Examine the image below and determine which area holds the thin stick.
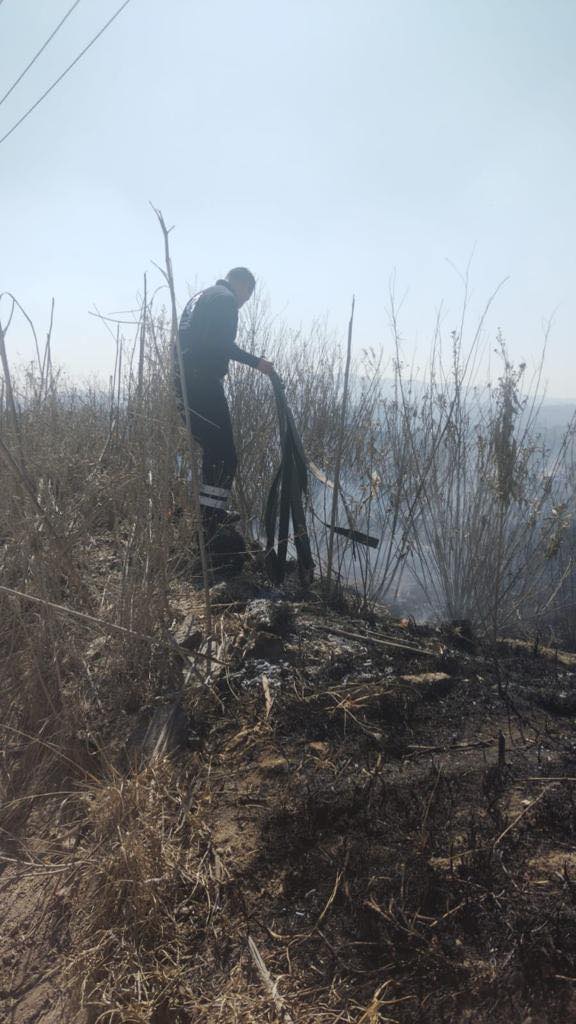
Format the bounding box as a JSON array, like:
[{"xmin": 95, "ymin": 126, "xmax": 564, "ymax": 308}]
[
  {"xmin": 326, "ymin": 296, "xmax": 355, "ymax": 597},
  {"xmin": 151, "ymin": 204, "xmax": 212, "ymax": 639},
  {"xmin": 525, "ymin": 777, "xmax": 576, "ymax": 783},
  {"xmin": 137, "ymin": 272, "xmax": 146, "ymax": 398},
  {"xmin": 407, "ymin": 740, "xmax": 492, "ymax": 754},
  {"xmin": 317, "ymin": 869, "xmax": 342, "ymax": 925},
  {"xmin": 493, "ymin": 783, "xmax": 556, "ymax": 848},
  {"xmin": 116, "ymin": 332, "xmax": 123, "ymax": 441},
  {"xmin": 0, "ymin": 292, "xmax": 43, "ymax": 377},
  {"xmin": 310, "ymin": 621, "xmax": 440, "ymax": 657},
  {"xmin": 42, "ymin": 297, "xmax": 55, "ymax": 397},
  {"xmin": 0, "ymin": 584, "xmax": 224, "ymax": 664},
  {"xmin": 0, "ymin": 315, "xmax": 20, "ymax": 437},
  {"xmin": 248, "ymin": 935, "xmax": 294, "ymax": 1024}
]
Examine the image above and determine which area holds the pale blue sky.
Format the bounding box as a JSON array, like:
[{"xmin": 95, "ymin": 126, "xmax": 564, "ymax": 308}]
[{"xmin": 0, "ymin": 0, "xmax": 575, "ymax": 394}]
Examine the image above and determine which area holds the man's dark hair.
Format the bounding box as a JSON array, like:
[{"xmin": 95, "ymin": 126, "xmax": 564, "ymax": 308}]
[{"xmin": 226, "ymin": 267, "xmax": 256, "ymax": 292}]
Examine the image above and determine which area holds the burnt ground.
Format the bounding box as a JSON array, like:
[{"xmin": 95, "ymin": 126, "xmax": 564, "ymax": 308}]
[{"xmin": 3, "ymin": 569, "xmax": 576, "ymax": 1023}]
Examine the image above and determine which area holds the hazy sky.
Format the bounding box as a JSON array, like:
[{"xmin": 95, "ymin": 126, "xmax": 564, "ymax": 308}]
[{"xmin": 0, "ymin": 0, "xmax": 575, "ymax": 395}]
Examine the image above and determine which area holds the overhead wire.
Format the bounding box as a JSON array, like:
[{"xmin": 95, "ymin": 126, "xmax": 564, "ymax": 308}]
[
  {"xmin": 0, "ymin": 0, "xmax": 133, "ymax": 148},
  {"xmin": 0, "ymin": 0, "xmax": 83, "ymax": 110}
]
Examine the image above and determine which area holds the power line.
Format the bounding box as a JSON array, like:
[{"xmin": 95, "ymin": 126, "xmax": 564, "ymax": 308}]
[
  {"xmin": 0, "ymin": 0, "xmax": 133, "ymax": 148},
  {"xmin": 0, "ymin": 0, "xmax": 83, "ymax": 111}
]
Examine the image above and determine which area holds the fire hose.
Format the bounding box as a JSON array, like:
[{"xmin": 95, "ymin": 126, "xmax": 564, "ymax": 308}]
[{"xmin": 264, "ymin": 372, "xmax": 379, "ymax": 586}]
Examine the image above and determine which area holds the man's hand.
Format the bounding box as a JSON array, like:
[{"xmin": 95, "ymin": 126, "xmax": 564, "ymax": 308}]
[{"xmin": 257, "ymin": 358, "xmax": 275, "ymax": 377}]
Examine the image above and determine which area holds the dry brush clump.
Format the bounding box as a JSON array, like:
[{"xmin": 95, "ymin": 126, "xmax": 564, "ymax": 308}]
[
  {"xmin": 382, "ymin": 292, "xmax": 576, "ymax": 635},
  {"xmin": 69, "ymin": 762, "xmax": 220, "ymax": 1023},
  {"xmin": 0, "ymin": 291, "xmax": 185, "ymax": 852},
  {"xmin": 229, "ymin": 286, "xmax": 576, "ymax": 634}
]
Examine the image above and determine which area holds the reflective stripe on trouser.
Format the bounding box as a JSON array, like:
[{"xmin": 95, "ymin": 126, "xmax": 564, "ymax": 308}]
[
  {"xmin": 200, "ymin": 483, "xmax": 230, "ymax": 499},
  {"xmin": 199, "ymin": 492, "xmax": 229, "ymax": 510}
]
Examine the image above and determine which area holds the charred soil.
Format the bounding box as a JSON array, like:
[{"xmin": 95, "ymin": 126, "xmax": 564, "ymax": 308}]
[{"xmin": 3, "ymin": 568, "xmax": 576, "ymax": 1023}]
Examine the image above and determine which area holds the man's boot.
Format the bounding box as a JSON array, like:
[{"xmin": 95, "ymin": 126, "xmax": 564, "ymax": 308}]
[{"xmin": 208, "ymin": 515, "xmax": 246, "ymax": 574}]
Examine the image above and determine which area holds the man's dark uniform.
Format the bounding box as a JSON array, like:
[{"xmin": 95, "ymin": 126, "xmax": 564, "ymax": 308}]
[{"xmin": 176, "ymin": 279, "xmax": 260, "ymax": 529}]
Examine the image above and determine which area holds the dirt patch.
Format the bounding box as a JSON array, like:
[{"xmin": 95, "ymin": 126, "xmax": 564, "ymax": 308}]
[{"xmin": 0, "ymin": 865, "xmax": 83, "ymax": 1023}]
